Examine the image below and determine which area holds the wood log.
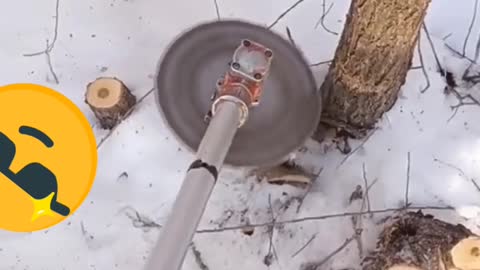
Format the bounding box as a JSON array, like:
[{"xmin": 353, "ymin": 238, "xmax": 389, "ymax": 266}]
[
  {"xmin": 85, "ymin": 77, "xmax": 136, "ymax": 130},
  {"xmin": 319, "ymin": 0, "xmax": 431, "ymax": 138},
  {"xmin": 362, "ymin": 211, "xmax": 479, "ymax": 270},
  {"xmin": 249, "ymin": 162, "xmax": 315, "ymax": 188}
]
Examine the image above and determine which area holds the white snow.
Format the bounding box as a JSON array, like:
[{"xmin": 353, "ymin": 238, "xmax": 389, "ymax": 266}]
[{"xmin": 1, "ymin": 0, "xmax": 480, "ymax": 269}]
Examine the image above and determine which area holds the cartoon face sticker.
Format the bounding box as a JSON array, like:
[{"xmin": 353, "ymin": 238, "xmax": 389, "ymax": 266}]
[{"xmin": 0, "ymin": 83, "xmax": 97, "ymax": 232}]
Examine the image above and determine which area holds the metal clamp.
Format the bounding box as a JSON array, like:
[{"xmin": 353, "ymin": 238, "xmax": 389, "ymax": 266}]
[{"xmin": 211, "ymin": 95, "xmax": 249, "ymax": 127}]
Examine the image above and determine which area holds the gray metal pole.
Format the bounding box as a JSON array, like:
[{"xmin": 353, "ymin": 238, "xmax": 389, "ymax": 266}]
[{"xmin": 144, "ymin": 99, "xmax": 243, "ymax": 270}]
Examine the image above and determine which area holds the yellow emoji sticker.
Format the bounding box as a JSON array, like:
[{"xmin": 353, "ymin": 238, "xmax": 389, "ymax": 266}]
[{"xmin": 0, "ymin": 83, "xmax": 97, "ymax": 232}]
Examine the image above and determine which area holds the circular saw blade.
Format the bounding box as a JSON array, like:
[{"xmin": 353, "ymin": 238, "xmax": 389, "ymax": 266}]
[{"xmin": 155, "ymin": 20, "xmax": 322, "ymax": 167}]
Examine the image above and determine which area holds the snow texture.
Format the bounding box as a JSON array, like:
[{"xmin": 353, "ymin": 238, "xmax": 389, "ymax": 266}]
[{"xmin": 1, "ymin": 0, "xmax": 480, "ymax": 269}]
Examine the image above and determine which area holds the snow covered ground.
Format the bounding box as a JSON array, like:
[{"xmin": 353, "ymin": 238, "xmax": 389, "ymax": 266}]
[{"xmin": 1, "ymin": 0, "xmax": 480, "ymax": 269}]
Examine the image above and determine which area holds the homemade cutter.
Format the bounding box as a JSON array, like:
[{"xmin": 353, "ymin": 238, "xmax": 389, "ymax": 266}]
[{"xmin": 146, "ymin": 20, "xmax": 322, "ymax": 270}]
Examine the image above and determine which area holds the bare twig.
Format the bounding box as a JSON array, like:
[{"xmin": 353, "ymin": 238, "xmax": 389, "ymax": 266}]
[
  {"xmin": 213, "ymin": 0, "xmax": 221, "ymax": 20},
  {"xmin": 405, "ymin": 152, "xmax": 411, "ymax": 208},
  {"xmin": 191, "ymin": 242, "xmax": 210, "ymax": 270},
  {"xmin": 462, "ymin": 0, "xmax": 479, "ymax": 57},
  {"xmin": 434, "ymin": 158, "xmax": 480, "ymax": 192},
  {"xmin": 442, "ymin": 33, "xmax": 453, "ymax": 41},
  {"xmin": 123, "ymin": 206, "xmax": 161, "ymax": 229},
  {"xmin": 314, "ymin": 0, "xmax": 338, "ymax": 35},
  {"xmin": 410, "ymin": 66, "xmax": 423, "ymax": 70},
  {"xmin": 337, "ymin": 129, "xmax": 376, "ymax": 169},
  {"xmin": 316, "ymin": 235, "xmax": 355, "ymax": 267},
  {"xmin": 97, "ymin": 88, "xmax": 155, "ymax": 149},
  {"xmin": 361, "ymin": 163, "xmax": 371, "ymax": 213},
  {"xmin": 268, "ymin": 0, "xmax": 305, "ymax": 29},
  {"xmin": 264, "ymin": 194, "xmax": 280, "ymax": 267},
  {"xmin": 196, "ymin": 205, "xmax": 453, "ymax": 234},
  {"xmin": 286, "ymin": 26, "xmax": 296, "ymax": 46},
  {"xmin": 446, "ymin": 87, "xmax": 480, "ymax": 121},
  {"xmin": 463, "ymin": 28, "xmax": 480, "ymax": 79},
  {"xmin": 24, "ymin": 0, "xmax": 60, "ymax": 57},
  {"xmin": 291, "ymin": 234, "xmax": 317, "ymax": 258},
  {"xmin": 417, "ymin": 33, "xmax": 430, "ymax": 93},
  {"xmin": 295, "ymin": 167, "xmax": 323, "ymax": 213},
  {"xmin": 45, "ymin": 39, "xmax": 59, "ymax": 84},
  {"xmin": 445, "ymin": 43, "xmax": 476, "ymax": 63},
  {"xmin": 422, "ymin": 22, "xmax": 443, "ymax": 75},
  {"xmin": 310, "ymin": 59, "xmax": 333, "ymax": 67}
]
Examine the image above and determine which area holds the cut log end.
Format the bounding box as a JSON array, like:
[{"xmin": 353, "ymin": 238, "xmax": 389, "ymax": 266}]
[
  {"xmin": 85, "ymin": 77, "xmax": 136, "ymax": 130},
  {"xmin": 450, "ymin": 236, "xmax": 480, "ymax": 270}
]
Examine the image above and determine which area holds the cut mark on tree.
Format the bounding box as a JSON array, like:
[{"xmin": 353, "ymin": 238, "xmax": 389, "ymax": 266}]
[
  {"xmin": 24, "ymin": 0, "xmax": 61, "ymax": 84},
  {"xmin": 405, "ymin": 152, "xmax": 411, "ymax": 208},
  {"xmin": 462, "ymin": 0, "xmax": 479, "ymax": 57},
  {"xmin": 213, "ymin": 0, "xmax": 221, "ymax": 20},
  {"xmin": 291, "ymin": 233, "xmax": 317, "ymax": 258},
  {"xmin": 433, "ymin": 158, "xmax": 480, "ymax": 192},
  {"xmin": 314, "ymin": 0, "xmax": 338, "ymax": 35},
  {"xmin": 268, "ymin": 0, "xmax": 305, "ymax": 29}
]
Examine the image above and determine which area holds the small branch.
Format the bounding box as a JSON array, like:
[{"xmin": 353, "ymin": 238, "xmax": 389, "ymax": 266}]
[
  {"xmin": 337, "ymin": 129, "xmax": 376, "ymax": 169},
  {"xmin": 191, "ymin": 242, "xmax": 210, "ymax": 270},
  {"xmin": 310, "ymin": 59, "xmax": 332, "ymax": 67},
  {"xmin": 445, "ymin": 43, "xmax": 476, "ymax": 63},
  {"xmin": 286, "ymin": 26, "xmax": 296, "ymax": 46},
  {"xmin": 434, "ymin": 158, "xmax": 480, "ymax": 192},
  {"xmin": 422, "ymin": 22, "xmax": 443, "ymax": 75},
  {"xmin": 264, "ymin": 194, "xmax": 280, "ymax": 267},
  {"xmin": 417, "ymin": 33, "xmax": 430, "ymax": 93},
  {"xmin": 446, "ymin": 87, "xmax": 480, "ymax": 122},
  {"xmin": 23, "ymin": 0, "xmax": 60, "ymax": 57},
  {"xmin": 291, "ymin": 233, "xmax": 317, "ymax": 258},
  {"xmin": 295, "ymin": 167, "xmax": 323, "ymax": 213},
  {"xmin": 405, "ymin": 152, "xmax": 411, "ymax": 208},
  {"xmin": 268, "ymin": 0, "xmax": 305, "ymax": 29},
  {"xmin": 45, "ymin": 39, "xmax": 59, "ymax": 84},
  {"xmin": 314, "ymin": 235, "xmax": 355, "ymax": 267},
  {"xmin": 196, "ymin": 205, "xmax": 453, "ymax": 234},
  {"xmin": 361, "ymin": 163, "xmax": 371, "ymax": 213},
  {"xmin": 123, "ymin": 206, "xmax": 161, "ymax": 229},
  {"xmin": 97, "ymin": 88, "xmax": 155, "ymax": 149},
  {"xmin": 314, "ymin": 0, "xmax": 338, "ymax": 35},
  {"xmin": 462, "ymin": 0, "xmax": 479, "ymax": 57},
  {"xmin": 410, "ymin": 66, "xmax": 423, "ymax": 70},
  {"xmin": 213, "ymin": 0, "xmax": 221, "ymax": 20}
]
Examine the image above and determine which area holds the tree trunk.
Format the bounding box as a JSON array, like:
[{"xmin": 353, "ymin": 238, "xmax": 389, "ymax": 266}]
[
  {"xmin": 319, "ymin": 0, "xmax": 430, "ymax": 138},
  {"xmin": 362, "ymin": 211, "xmax": 480, "ymax": 270}
]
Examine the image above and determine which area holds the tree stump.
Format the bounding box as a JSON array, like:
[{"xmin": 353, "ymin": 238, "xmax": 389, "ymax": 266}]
[
  {"xmin": 85, "ymin": 77, "xmax": 137, "ymax": 130},
  {"xmin": 319, "ymin": 0, "xmax": 430, "ymax": 138},
  {"xmin": 362, "ymin": 211, "xmax": 480, "ymax": 270}
]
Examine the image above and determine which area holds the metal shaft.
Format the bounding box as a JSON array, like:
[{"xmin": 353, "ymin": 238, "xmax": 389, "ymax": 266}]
[{"xmin": 145, "ymin": 100, "xmax": 243, "ymax": 270}]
